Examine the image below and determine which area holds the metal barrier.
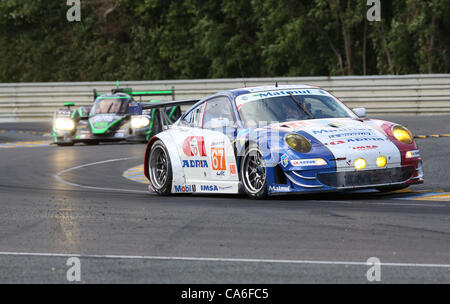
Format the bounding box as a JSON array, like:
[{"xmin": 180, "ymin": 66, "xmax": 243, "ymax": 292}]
[{"xmin": 0, "ymin": 74, "xmax": 449, "ymax": 121}]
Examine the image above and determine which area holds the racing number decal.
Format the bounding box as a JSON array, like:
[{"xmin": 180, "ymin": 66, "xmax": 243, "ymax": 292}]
[{"xmin": 211, "ymin": 147, "xmax": 226, "ymax": 171}]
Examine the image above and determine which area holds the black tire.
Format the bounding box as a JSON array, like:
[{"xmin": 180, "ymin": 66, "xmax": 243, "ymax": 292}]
[
  {"xmin": 55, "ymin": 138, "xmax": 74, "ymax": 146},
  {"xmin": 148, "ymin": 140, "xmax": 172, "ymax": 196},
  {"xmin": 376, "ymin": 185, "xmax": 409, "ymax": 193},
  {"xmin": 240, "ymin": 143, "xmax": 268, "ymax": 199},
  {"xmin": 56, "ymin": 142, "xmax": 74, "ymax": 147}
]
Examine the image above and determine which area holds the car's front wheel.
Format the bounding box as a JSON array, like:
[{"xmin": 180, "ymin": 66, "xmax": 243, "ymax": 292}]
[
  {"xmin": 240, "ymin": 144, "xmax": 268, "ymax": 199},
  {"xmin": 148, "ymin": 140, "xmax": 172, "ymax": 196}
]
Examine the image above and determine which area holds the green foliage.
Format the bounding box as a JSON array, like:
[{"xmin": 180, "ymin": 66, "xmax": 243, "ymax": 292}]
[{"xmin": 0, "ymin": 0, "xmax": 448, "ymax": 82}]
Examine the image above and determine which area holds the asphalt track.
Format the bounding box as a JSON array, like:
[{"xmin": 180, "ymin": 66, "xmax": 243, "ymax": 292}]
[{"xmin": 0, "ymin": 116, "xmax": 449, "ymax": 283}]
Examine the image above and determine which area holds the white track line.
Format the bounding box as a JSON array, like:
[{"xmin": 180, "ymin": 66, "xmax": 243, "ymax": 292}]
[
  {"xmin": 54, "ymin": 157, "xmax": 148, "ymax": 194},
  {"xmin": 0, "ymin": 251, "xmax": 449, "ymax": 269}
]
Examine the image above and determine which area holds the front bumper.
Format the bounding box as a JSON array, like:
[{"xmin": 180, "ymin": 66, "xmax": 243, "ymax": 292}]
[{"xmin": 268, "ymin": 161, "xmax": 423, "ymax": 195}]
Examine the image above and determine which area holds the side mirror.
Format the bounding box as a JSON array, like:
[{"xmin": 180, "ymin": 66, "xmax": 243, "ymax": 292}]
[{"xmin": 353, "ymin": 108, "xmax": 366, "ymax": 118}]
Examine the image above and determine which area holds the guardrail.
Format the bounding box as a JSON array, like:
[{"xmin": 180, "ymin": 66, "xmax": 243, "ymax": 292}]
[{"xmin": 0, "ymin": 74, "xmax": 449, "ymax": 121}]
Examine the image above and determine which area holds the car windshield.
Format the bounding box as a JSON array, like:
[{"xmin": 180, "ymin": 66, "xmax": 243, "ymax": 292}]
[
  {"xmin": 236, "ymin": 91, "xmax": 356, "ymax": 127},
  {"xmin": 91, "ymin": 97, "xmax": 130, "ymax": 115}
]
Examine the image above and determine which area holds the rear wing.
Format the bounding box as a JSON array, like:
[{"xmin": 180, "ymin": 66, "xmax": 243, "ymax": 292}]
[
  {"xmin": 130, "ymin": 99, "xmax": 199, "ymax": 129},
  {"xmin": 93, "ymin": 87, "xmax": 176, "ymax": 102}
]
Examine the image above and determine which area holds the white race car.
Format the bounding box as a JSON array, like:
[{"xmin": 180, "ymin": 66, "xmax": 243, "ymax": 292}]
[{"xmin": 131, "ymin": 85, "xmax": 423, "ymax": 199}]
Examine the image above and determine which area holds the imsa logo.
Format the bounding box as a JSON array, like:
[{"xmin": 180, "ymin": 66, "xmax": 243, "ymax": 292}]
[{"xmin": 200, "ymin": 185, "xmax": 219, "ymax": 192}]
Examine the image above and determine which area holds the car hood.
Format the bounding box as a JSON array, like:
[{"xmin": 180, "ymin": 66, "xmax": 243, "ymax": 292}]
[
  {"xmin": 269, "ymin": 118, "xmax": 401, "ymax": 170},
  {"xmin": 89, "ymin": 114, "xmax": 124, "ymax": 134}
]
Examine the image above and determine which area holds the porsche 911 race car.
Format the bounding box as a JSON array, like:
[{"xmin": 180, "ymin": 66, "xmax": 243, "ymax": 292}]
[
  {"xmin": 131, "ymin": 85, "xmax": 424, "ymax": 199},
  {"xmin": 52, "ymin": 87, "xmax": 181, "ymax": 146}
]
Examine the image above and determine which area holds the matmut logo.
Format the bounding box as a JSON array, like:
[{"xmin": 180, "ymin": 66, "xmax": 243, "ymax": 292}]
[{"xmin": 183, "ymin": 136, "xmax": 207, "ymax": 157}]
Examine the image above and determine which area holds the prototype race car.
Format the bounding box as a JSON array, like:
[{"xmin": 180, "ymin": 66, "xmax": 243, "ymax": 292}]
[
  {"xmin": 132, "ymin": 85, "xmax": 424, "ymax": 199},
  {"xmin": 52, "ymin": 87, "xmax": 181, "ymax": 146}
]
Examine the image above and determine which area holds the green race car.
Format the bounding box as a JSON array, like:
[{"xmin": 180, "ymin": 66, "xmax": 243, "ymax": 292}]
[{"xmin": 52, "ymin": 87, "xmax": 181, "ymax": 146}]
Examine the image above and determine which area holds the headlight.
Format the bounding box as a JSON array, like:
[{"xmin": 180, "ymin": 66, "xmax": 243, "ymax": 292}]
[
  {"xmin": 393, "ymin": 126, "xmax": 413, "ymax": 144},
  {"xmin": 54, "ymin": 118, "xmax": 75, "ymax": 131},
  {"xmin": 285, "ymin": 134, "xmax": 311, "ymax": 153},
  {"xmin": 355, "ymin": 158, "xmax": 367, "ymax": 170},
  {"xmin": 131, "ymin": 116, "xmax": 150, "ymax": 129},
  {"xmin": 376, "ymin": 156, "xmax": 387, "ymax": 168}
]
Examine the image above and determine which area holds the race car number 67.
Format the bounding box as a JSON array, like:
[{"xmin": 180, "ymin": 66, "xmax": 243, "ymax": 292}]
[{"xmin": 211, "ymin": 148, "xmax": 226, "ymax": 171}]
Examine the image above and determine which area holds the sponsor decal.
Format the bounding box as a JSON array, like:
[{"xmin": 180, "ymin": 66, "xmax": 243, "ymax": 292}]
[
  {"xmin": 352, "ymin": 145, "xmax": 379, "ymax": 151},
  {"xmin": 219, "ymin": 186, "xmax": 233, "ymax": 191},
  {"xmin": 182, "ymin": 160, "xmax": 209, "ymax": 168},
  {"xmin": 326, "ymin": 138, "xmax": 385, "ymax": 145},
  {"xmin": 95, "ymin": 121, "xmax": 109, "ymax": 128},
  {"xmin": 255, "ymin": 90, "xmax": 311, "ymax": 98},
  {"xmin": 269, "ymin": 186, "xmax": 290, "ymax": 192},
  {"xmin": 215, "ymin": 171, "xmax": 226, "ymax": 177},
  {"xmin": 329, "ymin": 132, "xmax": 373, "ymax": 139},
  {"xmin": 200, "ymin": 185, "xmax": 219, "ymax": 192},
  {"xmin": 174, "ymin": 185, "xmax": 197, "ymax": 193},
  {"xmin": 236, "ymin": 89, "xmax": 324, "ymax": 106},
  {"xmin": 312, "ymin": 128, "xmax": 372, "ymax": 135},
  {"xmin": 290, "ymin": 159, "xmax": 326, "ymax": 167},
  {"xmin": 211, "ymin": 147, "xmax": 226, "ymax": 171},
  {"xmin": 211, "ymin": 141, "xmax": 225, "ymax": 147},
  {"xmin": 230, "ymin": 164, "xmax": 237, "ymax": 175},
  {"xmin": 183, "ymin": 136, "xmax": 207, "ymax": 157},
  {"xmin": 280, "ymin": 154, "xmax": 289, "ymax": 167}
]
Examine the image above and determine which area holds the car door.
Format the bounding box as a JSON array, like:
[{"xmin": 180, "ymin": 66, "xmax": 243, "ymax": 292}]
[{"xmin": 172, "ymin": 97, "xmax": 239, "ymax": 194}]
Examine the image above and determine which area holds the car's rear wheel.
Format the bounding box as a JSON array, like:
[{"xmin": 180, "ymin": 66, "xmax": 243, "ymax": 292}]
[
  {"xmin": 240, "ymin": 144, "xmax": 268, "ymax": 199},
  {"xmin": 148, "ymin": 140, "xmax": 172, "ymax": 195}
]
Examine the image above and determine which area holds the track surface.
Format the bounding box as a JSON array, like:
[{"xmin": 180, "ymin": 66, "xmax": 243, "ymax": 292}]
[{"xmin": 0, "ymin": 116, "xmax": 449, "ymax": 283}]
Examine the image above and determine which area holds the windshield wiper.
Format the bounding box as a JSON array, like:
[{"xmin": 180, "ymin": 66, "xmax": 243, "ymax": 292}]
[
  {"xmin": 289, "ymin": 94, "xmax": 314, "ymax": 119},
  {"xmin": 107, "ymin": 103, "xmax": 114, "ymax": 113}
]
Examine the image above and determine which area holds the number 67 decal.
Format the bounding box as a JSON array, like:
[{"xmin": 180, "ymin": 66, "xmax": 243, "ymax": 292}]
[{"xmin": 211, "ymin": 147, "xmax": 226, "ymax": 171}]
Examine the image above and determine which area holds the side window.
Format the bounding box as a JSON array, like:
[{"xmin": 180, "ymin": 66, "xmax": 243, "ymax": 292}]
[
  {"xmin": 181, "ymin": 110, "xmax": 193, "ymax": 126},
  {"xmin": 202, "ymin": 97, "xmax": 235, "ymax": 129},
  {"xmin": 180, "ymin": 103, "xmax": 205, "ymax": 128}
]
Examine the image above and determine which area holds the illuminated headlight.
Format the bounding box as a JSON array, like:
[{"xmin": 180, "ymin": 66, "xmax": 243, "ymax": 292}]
[
  {"xmin": 355, "ymin": 158, "xmax": 367, "ymax": 170},
  {"xmin": 131, "ymin": 116, "xmax": 150, "ymax": 129},
  {"xmin": 376, "ymin": 156, "xmax": 387, "ymax": 168},
  {"xmin": 290, "ymin": 158, "xmax": 327, "ymax": 167},
  {"xmin": 285, "ymin": 134, "xmax": 311, "ymax": 153},
  {"xmin": 393, "ymin": 126, "xmax": 413, "ymax": 144},
  {"xmin": 54, "ymin": 118, "xmax": 75, "ymax": 131}
]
